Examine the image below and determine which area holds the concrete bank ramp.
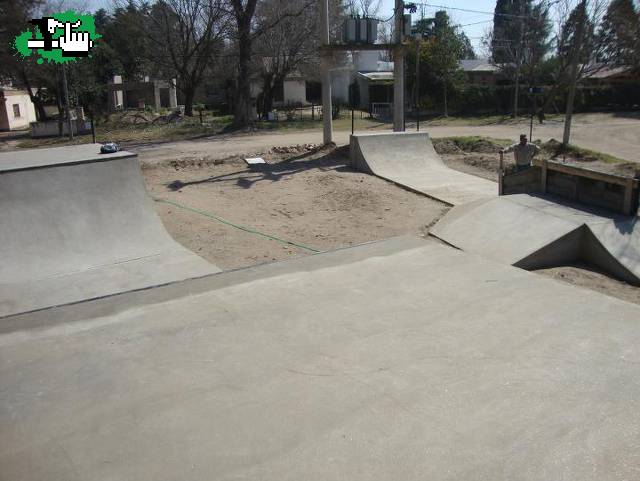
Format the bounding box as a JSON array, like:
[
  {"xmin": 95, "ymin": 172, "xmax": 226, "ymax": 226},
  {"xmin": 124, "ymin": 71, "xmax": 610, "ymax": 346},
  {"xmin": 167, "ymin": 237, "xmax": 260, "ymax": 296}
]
[
  {"xmin": 3, "ymin": 236, "xmax": 640, "ymax": 480},
  {"xmin": 350, "ymin": 132, "xmax": 496, "ymax": 205},
  {"xmin": 0, "ymin": 144, "xmax": 220, "ymax": 317},
  {"xmin": 431, "ymin": 194, "xmax": 640, "ymax": 284}
]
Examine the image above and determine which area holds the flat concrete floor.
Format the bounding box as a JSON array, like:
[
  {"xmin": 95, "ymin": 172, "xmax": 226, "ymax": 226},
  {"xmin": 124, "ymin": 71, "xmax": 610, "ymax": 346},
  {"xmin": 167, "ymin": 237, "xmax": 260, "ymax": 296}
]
[{"xmin": 2, "ymin": 237, "xmax": 640, "ymax": 481}]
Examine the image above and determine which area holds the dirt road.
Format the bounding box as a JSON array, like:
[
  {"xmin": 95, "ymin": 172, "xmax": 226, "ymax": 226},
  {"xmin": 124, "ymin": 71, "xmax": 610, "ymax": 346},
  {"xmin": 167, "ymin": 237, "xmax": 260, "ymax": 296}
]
[{"xmin": 134, "ymin": 113, "xmax": 640, "ymax": 164}]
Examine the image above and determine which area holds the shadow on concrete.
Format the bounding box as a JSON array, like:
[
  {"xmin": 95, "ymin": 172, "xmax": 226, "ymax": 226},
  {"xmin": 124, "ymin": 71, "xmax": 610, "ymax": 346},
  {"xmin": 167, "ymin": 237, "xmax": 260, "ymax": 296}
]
[{"xmin": 166, "ymin": 147, "xmax": 351, "ymax": 192}]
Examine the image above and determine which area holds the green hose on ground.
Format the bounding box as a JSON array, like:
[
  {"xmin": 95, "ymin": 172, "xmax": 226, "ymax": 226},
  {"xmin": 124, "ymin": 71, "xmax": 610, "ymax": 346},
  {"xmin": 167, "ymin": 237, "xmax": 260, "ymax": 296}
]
[{"xmin": 155, "ymin": 198, "xmax": 321, "ymax": 253}]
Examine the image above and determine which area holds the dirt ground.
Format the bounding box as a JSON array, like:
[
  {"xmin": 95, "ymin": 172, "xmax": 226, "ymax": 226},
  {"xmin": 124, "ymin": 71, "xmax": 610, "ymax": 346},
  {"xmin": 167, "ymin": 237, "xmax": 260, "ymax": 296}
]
[
  {"xmin": 535, "ymin": 264, "xmax": 640, "ymax": 305},
  {"xmin": 143, "ymin": 141, "xmax": 639, "ymax": 306},
  {"xmin": 434, "ymin": 137, "xmax": 640, "ymax": 181},
  {"xmin": 144, "ymin": 145, "xmax": 449, "ymax": 270}
]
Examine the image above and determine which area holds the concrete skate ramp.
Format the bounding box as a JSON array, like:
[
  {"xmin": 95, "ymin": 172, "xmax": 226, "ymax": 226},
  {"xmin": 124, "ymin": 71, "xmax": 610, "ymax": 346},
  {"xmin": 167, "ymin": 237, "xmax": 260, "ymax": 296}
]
[
  {"xmin": 0, "ymin": 144, "xmax": 220, "ymax": 317},
  {"xmin": 350, "ymin": 132, "xmax": 496, "ymax": 205},
  {"xmin": 3, "ymin": 236, "xmax": 640, "ymax": 480},
  {"xmin": 431, "ymin": 194, "xmax": 640, "ymax": 284}
]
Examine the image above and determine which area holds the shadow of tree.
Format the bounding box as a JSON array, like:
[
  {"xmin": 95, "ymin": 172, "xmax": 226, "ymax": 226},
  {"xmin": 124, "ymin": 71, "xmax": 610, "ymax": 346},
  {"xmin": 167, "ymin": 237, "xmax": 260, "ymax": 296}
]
[{"xmin": 166, "ymin": 147, "xmax": 351, "ymax": 192}]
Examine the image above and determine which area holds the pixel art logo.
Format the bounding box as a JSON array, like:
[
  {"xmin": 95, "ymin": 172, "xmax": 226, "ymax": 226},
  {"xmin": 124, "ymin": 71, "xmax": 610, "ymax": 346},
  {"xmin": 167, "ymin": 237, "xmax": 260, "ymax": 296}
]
[{"xmin": 13, "ymin": 11, "xmax": 100, "ymax": 64}]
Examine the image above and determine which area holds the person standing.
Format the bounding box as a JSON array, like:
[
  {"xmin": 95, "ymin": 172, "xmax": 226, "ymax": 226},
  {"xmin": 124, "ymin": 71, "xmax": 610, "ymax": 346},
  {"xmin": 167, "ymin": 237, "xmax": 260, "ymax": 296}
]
[{"xmin": 501, "ymin": 134, "xmax": 541, "ymax": 173}]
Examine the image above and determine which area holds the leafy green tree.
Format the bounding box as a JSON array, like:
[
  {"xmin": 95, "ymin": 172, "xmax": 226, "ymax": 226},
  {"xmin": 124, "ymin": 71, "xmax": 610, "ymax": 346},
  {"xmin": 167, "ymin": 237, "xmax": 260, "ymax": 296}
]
[
  {"xmin": 0, "ymin": 0, "xmax": 52, "ymax": 120},
  {"xmin": 489, "ymin": 0, "xmax": 552, "ymax": 117},
  {"xmin": 99, "ymin": 3, "xmax": 152, "ymax": 81},
  {"xmin": 408, "ymin": 11, "xmax": 466, "ymax": 116}
]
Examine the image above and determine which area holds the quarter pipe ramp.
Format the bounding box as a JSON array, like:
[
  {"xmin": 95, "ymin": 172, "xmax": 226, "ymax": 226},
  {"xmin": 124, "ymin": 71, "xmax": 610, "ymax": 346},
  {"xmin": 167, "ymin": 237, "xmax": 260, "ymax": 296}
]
[
  {"xmin": 350, "ymin": 132, "xmax": 496, "ymax": 205},
  {"xmin": 0, "ymin": 144, "xmax": 220, "ymax": 317}
]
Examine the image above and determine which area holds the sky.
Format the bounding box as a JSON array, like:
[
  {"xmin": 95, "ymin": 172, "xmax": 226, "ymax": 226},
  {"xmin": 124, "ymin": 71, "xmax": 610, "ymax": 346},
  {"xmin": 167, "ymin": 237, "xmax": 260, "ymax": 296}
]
[
  {"xmin": 377, "ymin": 0, "xmax": 520, "ymax": 54},
  {"xmin": 82, "ymin": 0, "xmax": 617, "ymax": 56}
]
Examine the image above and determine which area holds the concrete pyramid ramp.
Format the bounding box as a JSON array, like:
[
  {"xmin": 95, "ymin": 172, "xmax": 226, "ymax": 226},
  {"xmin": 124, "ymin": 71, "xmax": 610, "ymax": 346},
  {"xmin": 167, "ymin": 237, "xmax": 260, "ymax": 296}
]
[
  {"xmin": 431, "ymin": 194, "xmax": 640, "ymax": 284},
  {"xmin": 350, "ymin": 132, "xmax": 496, "ymax": 205},
  {"xmin": 0, "ymin": 144, "xmax": 220, "ymax": 317}
]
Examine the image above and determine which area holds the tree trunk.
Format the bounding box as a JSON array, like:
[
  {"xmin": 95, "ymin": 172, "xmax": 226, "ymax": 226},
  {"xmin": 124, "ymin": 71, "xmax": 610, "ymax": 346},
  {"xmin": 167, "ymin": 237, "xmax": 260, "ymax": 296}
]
[
  {"xmin": 563, "ymin": 0, "xmax": 587, "ymax": 146},
  {"xmin": 261, "ymin": 75, "xmax": 275, "ymax": 118},
  {"xmin": 563, "ymin": 64, "xmax": 579, "ymax": 146},
  {"xmin": 443, "ymin": 83, "xmax": 448, "ymax": 117},
  {"xmin": 234, "ymin": 28, "xmax": 252, "ymax": 128},
  {"xmin": 20, "ymin": 68, "xmax": 47, "ymax": 121},
  {"xmin": 513, "ymin": 64, "xmax": 521, "ymax": 118},
  {"xmin": 183, "ymin": 85, "xmax": 195, "ymax": 117}
]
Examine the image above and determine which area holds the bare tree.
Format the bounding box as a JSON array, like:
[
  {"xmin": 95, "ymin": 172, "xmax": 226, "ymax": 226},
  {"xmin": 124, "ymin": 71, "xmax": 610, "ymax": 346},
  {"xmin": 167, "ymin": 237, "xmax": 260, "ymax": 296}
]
[
  {"xmin": 144, "ymin": 0, "xmax": 228, "ymax": 116},
  {"xmin": 345, "ymin": 0, "xmax": 382, "ymax": 17},
  {"xmin": 227, "ymin": 0, "xmax": 315, "ymax": 129},
  {"xmin": 552, "ymin": 0, "xmax": 608, "ymax": 145},
  {"xmin": 253, "ymin": 0, "xmax": 319, "ymax": 117}
]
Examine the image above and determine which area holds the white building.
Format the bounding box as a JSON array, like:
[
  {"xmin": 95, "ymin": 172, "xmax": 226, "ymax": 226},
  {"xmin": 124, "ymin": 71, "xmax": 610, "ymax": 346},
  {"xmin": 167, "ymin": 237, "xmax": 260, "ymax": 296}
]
[
  {"xmin": 0, "ymin": 88, "xmax": 37, "ymax": 131},
  {"xmin": 250, "ymin": 51, "xmax": 394, "ymax": 114}
]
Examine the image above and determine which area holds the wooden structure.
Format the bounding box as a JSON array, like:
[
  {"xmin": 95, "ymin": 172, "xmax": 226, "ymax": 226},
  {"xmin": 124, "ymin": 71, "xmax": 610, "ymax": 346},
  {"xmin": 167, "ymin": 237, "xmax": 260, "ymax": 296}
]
[{"xmin": 499, "ymin": 155, "xmax": 639, "ymax": 216}]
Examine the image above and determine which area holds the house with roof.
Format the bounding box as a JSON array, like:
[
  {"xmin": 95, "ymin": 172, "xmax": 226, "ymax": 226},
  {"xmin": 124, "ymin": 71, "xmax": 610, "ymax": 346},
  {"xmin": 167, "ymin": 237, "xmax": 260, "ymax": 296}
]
[
  {"xmin": 459, "ymin": 59, "xmax": 502, "ymax": 86},
  {"xmin": 0, "ymin": 87, "xmax": 37, "ymax": 131}
]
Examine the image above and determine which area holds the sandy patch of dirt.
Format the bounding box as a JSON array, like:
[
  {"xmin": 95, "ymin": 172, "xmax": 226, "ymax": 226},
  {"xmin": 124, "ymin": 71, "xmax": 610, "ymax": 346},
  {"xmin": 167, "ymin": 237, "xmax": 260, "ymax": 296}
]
[
  {"xmin": 535, "ymin": 264, "xmax": 640, "ymax": 306},
  {"xmin": 143, "ymin": 146, "xmax": 449, "ymax": 270}
]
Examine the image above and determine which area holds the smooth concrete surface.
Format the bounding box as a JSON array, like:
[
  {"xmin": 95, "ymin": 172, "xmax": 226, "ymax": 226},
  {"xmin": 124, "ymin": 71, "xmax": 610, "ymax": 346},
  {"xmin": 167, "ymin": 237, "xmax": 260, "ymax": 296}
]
[
  {"xmin": 431, "ymin": 194, "xmax": 640, "ymax": 283},
  {"xmin": 2, "ymin": 237, "xmax": 640, "ymax": 480},
  {"xmin": 0, "ymin": 143, "xmax": 136, "ymax": 172},
  {"xmin": 0, "ymin": 145, "xmax": 220, "ymax": 317},
  {"xmin": 350, "ymin": 132, "xmax": 496, "ymax": 205}
]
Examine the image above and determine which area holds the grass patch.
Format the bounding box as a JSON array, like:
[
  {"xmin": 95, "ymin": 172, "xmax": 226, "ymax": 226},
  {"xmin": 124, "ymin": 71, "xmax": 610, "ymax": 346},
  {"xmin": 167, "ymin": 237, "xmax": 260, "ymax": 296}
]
[
  {"xmin": 420, "ymin": 113, "xmax": 563, "ymax": 127},
  {"xmin": 16, "ymin": 114, "xmax": 235, "ymax": 149},
  {"xmin": 433, "ymin": 136, "xmax": 512, "ymax": 154},
  {"xmin": 542, "ymin": 139, "xmax": 626, "ymax": 164}
]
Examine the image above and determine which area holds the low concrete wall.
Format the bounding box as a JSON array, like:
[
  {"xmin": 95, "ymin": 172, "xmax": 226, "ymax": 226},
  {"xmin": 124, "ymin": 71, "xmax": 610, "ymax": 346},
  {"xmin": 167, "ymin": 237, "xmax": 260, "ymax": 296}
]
[
  {"xmin": 502, "ymin": 167, "xmax": 542, "ymax": 195},
  {"xmin": 500, "ymin": 160, "xmax": 639, "ymax": 216},
  {"xmin": 31, "ymin": 120, "xmax": 92, "ymax": 138}
]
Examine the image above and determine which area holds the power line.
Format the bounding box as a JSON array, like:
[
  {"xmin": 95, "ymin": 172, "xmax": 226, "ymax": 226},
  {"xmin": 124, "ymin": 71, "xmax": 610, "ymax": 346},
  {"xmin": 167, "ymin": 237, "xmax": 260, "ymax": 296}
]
[
  {"xmin": 458, "ymin": 19, "xmax": 494, "ymax": 28},
  {"xmin": 413, "ymin": 2, "xmax": 542, "ymax": 20}
]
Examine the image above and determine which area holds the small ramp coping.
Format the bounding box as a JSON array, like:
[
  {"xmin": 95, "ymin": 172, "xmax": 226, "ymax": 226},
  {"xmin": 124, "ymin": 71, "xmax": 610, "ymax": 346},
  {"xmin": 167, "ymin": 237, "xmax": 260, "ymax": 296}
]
[
  {"xmin": 431, "ymin": 194, "xmax": 640, "ymax": 284},
  {"xmin": 350, "ymin": 131, "xmax": 497, "ymax": 206},
  {"xmin": 0, "ymin": 144, "xmax": 221, "ymax": 318}
]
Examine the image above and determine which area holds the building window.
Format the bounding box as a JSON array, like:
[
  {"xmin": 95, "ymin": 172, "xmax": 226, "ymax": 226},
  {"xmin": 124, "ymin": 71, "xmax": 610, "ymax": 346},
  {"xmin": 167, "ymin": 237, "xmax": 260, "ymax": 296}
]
[{"xmin": 12, "ymin": 104, "xmax": 21, "ymax": 118}]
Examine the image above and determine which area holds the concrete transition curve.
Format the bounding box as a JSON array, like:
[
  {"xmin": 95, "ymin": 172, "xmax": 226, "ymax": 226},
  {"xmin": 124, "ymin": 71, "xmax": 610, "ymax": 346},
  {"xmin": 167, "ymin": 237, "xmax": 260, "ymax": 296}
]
[
  {"xmin": 2, "ymin": 236, "xmax": 640, "ymax": 480},
  {"xmin": 350, "ymin": 131, "xmax": 497, "ymax": 205},
  {"xmin": 0, "ymin": 144, "xmax": 220, "ymax": 317},
  {"xmin": 431, "ymin": 193, "xmax": 640, "ymax": 284}
]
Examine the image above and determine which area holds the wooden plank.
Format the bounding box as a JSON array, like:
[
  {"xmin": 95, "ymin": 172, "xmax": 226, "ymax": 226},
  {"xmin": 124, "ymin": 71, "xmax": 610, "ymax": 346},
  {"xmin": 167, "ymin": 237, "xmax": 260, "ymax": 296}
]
[{"xmin": 533, "ymin": 159, "xmax": 639, "ymax": 188}]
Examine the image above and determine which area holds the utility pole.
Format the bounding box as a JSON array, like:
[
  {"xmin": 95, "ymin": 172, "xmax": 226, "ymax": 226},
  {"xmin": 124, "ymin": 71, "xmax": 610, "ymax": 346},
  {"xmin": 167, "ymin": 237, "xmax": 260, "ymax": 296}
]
[
  {"xmin": 563, "ymin": 0, "xmax": 587, "ymax": 146},
  {"xmin": 416, "ymin": 38, "xmax": 421, "ymax": 131},
  {"xmin": 61, "ymin": 64, "xmax": 73, "ymax": 140},
  {"xmin": 319, "ymin": 0, "xmax": 333, "ymax": 145},
  {"xmin": 513, "ymin": 1, "xmax": 525, "ymax": 118},
  {"xmin": 393, "ymin": 0, "xmax": 405, "ymax": 132}
]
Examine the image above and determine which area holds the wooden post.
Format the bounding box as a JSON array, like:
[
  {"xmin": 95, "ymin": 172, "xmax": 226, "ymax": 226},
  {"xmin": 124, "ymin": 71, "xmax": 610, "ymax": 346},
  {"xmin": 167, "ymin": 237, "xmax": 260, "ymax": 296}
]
[
  {"xmin": 541, "ymin": 158, "xmax": 548, "ymax": 194},
  {"xmin": 623, "ymin": 177, "xmax": 634, "ymax": 216}
]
